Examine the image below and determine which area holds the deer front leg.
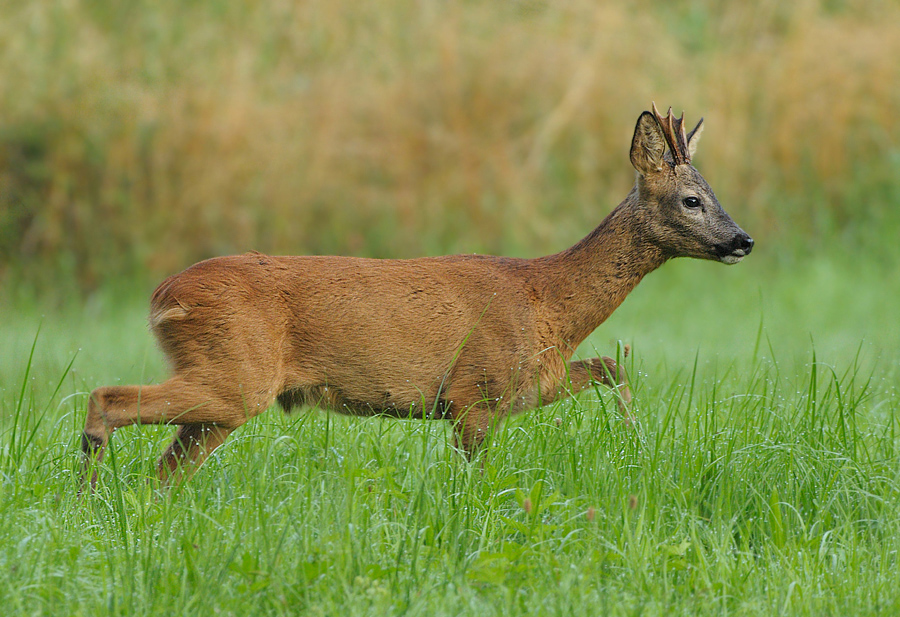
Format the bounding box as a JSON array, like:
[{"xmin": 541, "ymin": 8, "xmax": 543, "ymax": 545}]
[
  {"xmin": 549, "ymin": 351, "xmax": 632, "ymax": 417},
  {"xmin": 451, "ymin": 404, "xmax": 492, "ymax": 459}
]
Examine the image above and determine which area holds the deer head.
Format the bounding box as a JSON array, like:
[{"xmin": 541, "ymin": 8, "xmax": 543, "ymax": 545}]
[{"xmin": 628, "ymin": 103, "xmax": 753, "ymax": 264}]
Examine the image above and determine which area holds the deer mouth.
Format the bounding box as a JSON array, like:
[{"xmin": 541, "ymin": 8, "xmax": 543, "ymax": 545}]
[
  {"xmin": 714, "ymin": 233, "xmax": 754, "ymax": 264},
  {"xmin": 719, "ymin": 252, "xmax": 746, "ymax": 265}
]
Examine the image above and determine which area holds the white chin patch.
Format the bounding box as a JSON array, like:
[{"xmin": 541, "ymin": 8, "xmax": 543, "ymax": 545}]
[{"xmin": 720, "ymin": 254, "xmax": 744, "ymax": 265}]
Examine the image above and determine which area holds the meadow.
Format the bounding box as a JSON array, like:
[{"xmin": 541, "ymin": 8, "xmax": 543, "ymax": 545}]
[
  {"xmin": 2, "ymin": 249, "xmax": 899, "ymax": 616},
  {"xmin": 2, "ymin": 1, "xmax": 900, "ymax": 615}
]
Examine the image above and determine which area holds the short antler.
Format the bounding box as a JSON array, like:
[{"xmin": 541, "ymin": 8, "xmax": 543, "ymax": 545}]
[{"xmin": 651, "ymin": 102, "xmax": 691, "ymax": 165}]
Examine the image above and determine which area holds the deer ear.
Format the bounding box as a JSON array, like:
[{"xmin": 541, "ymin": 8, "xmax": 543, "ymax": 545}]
[
  {"xmin": 630, "ymin": 111, "xmax": 667, "ymax": 174},
  {"xmin": 686, "ymin": 118, "xmax": 704, "ymax": 159}
]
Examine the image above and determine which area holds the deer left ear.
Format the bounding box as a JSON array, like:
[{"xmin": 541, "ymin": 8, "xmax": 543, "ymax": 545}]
[
  {"xmin": 630, "ymin": 111, "xmax": 667, "ymax": 175},
  {"xmin": 686, "ymin": 118, "xmax": 704, "ymax": 159}
]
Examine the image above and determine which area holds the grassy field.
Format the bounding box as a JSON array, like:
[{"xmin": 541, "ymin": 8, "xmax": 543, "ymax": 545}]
[{"xmin": 2, "ymin": 250, "xmax": 899, "ymax": 616}]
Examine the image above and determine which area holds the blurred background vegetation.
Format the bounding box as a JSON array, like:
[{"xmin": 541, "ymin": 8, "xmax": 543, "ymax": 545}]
[{"xmin": 1, "ymin": 0, "xmax": 899, "ymax": 300}]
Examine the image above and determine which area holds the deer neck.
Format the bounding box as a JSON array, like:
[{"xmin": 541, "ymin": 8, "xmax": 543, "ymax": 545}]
[{"xmin": 538, "ymin": 190, "xmax": 668, "ymax": 352}]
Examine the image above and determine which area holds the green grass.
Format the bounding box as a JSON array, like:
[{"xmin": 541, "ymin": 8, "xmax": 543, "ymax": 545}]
[{"xmin": 1, "ymin": 252, "xmax": 899, "ymax": 615}]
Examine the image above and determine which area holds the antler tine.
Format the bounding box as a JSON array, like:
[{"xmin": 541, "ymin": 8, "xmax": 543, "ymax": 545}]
[
  {"xmin": 650, "ymin": 102, "xmax": 691, "ymax": 165},
  {"xmin": 676, "ymin": 109, "xmax": 688, "ymax": 162}
]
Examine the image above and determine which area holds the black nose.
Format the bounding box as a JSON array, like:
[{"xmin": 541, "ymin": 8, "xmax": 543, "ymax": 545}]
[{"xmin": 739, "ymin": 234, "xmax": 754, "ymax": 255}]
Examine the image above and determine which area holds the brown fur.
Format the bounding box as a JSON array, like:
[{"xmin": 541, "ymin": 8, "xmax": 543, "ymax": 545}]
[{"xmin": 81, "ymin": 105, "xmax": 753, "ymax": 489}]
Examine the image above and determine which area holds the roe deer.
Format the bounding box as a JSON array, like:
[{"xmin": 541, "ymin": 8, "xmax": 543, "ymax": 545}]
[{"xmin": 81, "ymin": 104, "xmax": 753, "ymax": 488}]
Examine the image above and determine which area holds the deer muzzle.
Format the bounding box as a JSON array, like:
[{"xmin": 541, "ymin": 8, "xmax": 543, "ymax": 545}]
[{"xmin": 716, "ymin": 232, "xmax": 754, "ymax": 264}]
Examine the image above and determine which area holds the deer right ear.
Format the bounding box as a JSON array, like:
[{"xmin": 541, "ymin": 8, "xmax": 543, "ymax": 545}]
[
  {"xmin": 630, "ymin": 111, "xmax": 667, "ymax": 175},
  {"xmin": 686, "ymin": 118, "xmax": 704, "ymax": 159}
]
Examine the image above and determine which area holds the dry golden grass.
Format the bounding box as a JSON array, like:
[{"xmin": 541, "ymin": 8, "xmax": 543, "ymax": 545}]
[{"xmin": 1, "ymin": 0, "xmax": 898, "ymax": 291}]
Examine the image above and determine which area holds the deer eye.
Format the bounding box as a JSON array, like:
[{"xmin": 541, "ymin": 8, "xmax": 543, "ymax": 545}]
[{"xmin": 682, "ymin": 196, "xmax": 701, "ymax": 209}]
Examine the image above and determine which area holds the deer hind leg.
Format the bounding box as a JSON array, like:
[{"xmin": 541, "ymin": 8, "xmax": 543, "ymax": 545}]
[
  {"xmin": 81, "ymin": 377, "xmax": 256, "ymax": 491},
  {"xmin": 156, "ymin": 423, "xmax": 232, "ymax": 486}
]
